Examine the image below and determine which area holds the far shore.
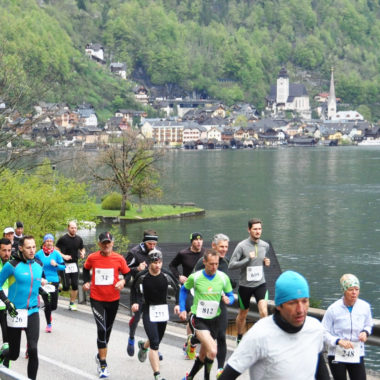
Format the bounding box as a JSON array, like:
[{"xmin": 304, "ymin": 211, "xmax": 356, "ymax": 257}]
[{"xmin": 95, "ymin": 203, "xmax": 205, "ymax": 223}]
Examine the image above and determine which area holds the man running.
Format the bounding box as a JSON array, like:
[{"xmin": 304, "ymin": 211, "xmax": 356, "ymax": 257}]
[
  {"xmin": 0, "ymin": 238, "xmax": 12, "ymax": 363},
  {"xmin": 35, "ymin": 233, "xmax": 66, "ymax": 333},
  {"xmin": 193, "ymin": 233, "xmax": 236, "ymax": 378},
  {"xmin": 228, "ymin": 218, "xmax": 270, "ymax": 344},
  {"xmin": 3, "ymin": 227, "xmax": 17, "ymax": 257},
  {"xmin": 169, "ymin": 232, "xmax": 205, "ymax": 357},
  {"xmin": 179, "ymin": 249, "xmax": 234, "ymax": 380},
  {"xmin": 125, "ymin": 229, "xmax": 159, "ymax": 357},
  {"xmin": 131, "ymin": 249, "xmax": 179, "ymax": 380},
  {"xmin": 219, "ymin": 271, "xmax": 329, "ymax": 380},
  {"xmin": 56, "ymin": 221, "xmax": 85, "ymax": 310},
  {"xmin": 83, "ymin": 232, "xmax": 131, "ymax": 378},
  {"xmin": 0, "ymin": 235, "xmax": 48, "ymax": 380}
]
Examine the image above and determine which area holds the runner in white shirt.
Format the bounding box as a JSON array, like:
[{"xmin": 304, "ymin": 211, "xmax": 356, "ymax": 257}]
[
  {"xmin": 219, "ymin": 270, "xmax": 329, "ymax": 380},
  {"xmin": 322, "ymin": 273, "xmax": 373, "ymax": 380}
]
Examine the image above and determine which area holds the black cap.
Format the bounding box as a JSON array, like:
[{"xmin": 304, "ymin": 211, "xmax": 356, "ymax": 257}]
[
  {"xmin": 98, "ymin": 232, "xmax": 113, "ymax": 243},
  {"xmin": 16, "ymin": 221, "xmax": 23, "ymax": 228},
  {"xmin": 190, "ymin": 232, "xmax": 203, "ymax": 242},
  {"xmin": 148, "ymin": 249, "xmax": 163, "ymax": 263}
]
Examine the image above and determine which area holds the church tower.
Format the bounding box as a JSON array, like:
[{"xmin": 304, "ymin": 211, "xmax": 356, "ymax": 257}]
[
  {"xmin": 276, "ymin": 67, "xmax": 289, "ymax": 105},
  {"xmin": 327, "ymin": 67, "xmax": 336, "ymax": 120}
]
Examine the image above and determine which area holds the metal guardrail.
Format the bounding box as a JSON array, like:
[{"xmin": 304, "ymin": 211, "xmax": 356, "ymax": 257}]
[{"xmin": 234, "ymin": 298, "xmax": 380, "ymax": 347}]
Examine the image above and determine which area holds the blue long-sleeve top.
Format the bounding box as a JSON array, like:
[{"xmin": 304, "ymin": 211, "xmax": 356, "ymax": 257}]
[
  {"xmin": 0, "ymin": 253, "xmax": 44, "ymax": 316},
  {"xmin": 35, "ymin": 249, "xmax": 65, "ymax": 283}
]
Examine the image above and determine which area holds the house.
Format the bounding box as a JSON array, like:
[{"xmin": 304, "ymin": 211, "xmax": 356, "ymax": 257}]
[
  {"xmin": 85, "ymin": 43, "xmax": 105, "ymax": 64},
  {"xmin": 207, "ymin": 127, "xmax": 222, "ymax": 141},
  {"xmin": 266, "ymin": 67, "xmax": 311, "ymax": 120},
  {"xmin": 115, "ymin": 109, "xmax": 147, "ymax": 126},
  {"xmin": 104, "ymin": 116, "xmax": 131, "ymax": 132},
  {"xmin": 151, "ymin": 120, "xmax": 183, "ymax": 146},
  {"xmin": 182, "ymin": 125, "xmax": 207, "ymax": 143},
  {"xmin": 77, "ymin": 104, "xmax": 98, "ymax": 127},
  {"xmin": 110, "ymin": 62, "xmax": 127, "ymax": 79},
  {"xmin": 134, "ymin": 86, "xmax": 149, "ymax": 105}
]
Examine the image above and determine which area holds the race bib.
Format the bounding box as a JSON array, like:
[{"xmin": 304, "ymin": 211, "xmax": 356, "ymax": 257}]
[
  {"xmin": 335, "ymin": 342, "xmax": 360, "ymax": 363},
  {"xmin": 94, "ymin": 268, "xmax": 114, "ymax": 285},
  {"xmin": 196, "ymin": 300, "xmax": 219, "ymax": 319},
  {"xmin": 149, "ymin": 304, "xmax": 169, "ymax": 322},
  {"xmin": 247, "ymin": 266, "xmax": 263, "ymax": 281},
  {"xmin": 7, "ymin": 309, "xmax": 28, "ymax": 328},
  {"xmin": 42, "ymin": 284, "xmax": 56, "ymax": 293},
  {"xmin": 65, "ymin": 263, "xmax": 78, "ymax": 273}
]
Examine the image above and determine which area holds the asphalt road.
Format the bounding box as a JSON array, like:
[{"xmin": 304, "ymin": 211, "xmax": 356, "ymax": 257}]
[
  {"xmin": 6, "ymin": 299, "xmax": 249, "ymax": 380},
  {"xmin": 4, "ymin": 299, "xmax": 380, "ymax": 380}
]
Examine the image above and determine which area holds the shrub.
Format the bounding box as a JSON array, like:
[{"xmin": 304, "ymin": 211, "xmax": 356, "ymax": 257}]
[{"xmin": 101, "ymin": 192, "xmax": 132, "ymax": 210}]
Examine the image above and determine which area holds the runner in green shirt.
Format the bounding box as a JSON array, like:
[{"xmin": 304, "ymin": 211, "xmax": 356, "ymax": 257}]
[{"xmin": 179, "ymin": 249, "xmax": 234, "ymax": 380}]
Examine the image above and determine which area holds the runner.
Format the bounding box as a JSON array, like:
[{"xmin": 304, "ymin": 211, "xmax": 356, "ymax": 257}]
[
  {"xmin": 56, "ymin": 221, "xmax": 85, "ymax": 310},
  {"xmin": 131, "ymin": 249, "xmax": 180, "ymax": 380},
  {"xmin": 169, "ymin": 232, "xmax": 205, "ymax": 358},
  {"xmin": 322, "ymin": 273, "xmax": 373, "ymax": 380},
  {"xmin": 179, "ymin": 249, "xmax": 234, "ymax": 380},
  {"xmin": 83, "ymin": 232, "xmax": 131, "ymax": 379},
  {"xmin": 193, "ymin": 233, "xmax": 236, "ymax": 378},
  {"xmin": 3, "ymin": 227, "xmax": 17, "ymax": 257},
  {"xmin": 0, "ymin": 238, "xmax": 12, "ymax": 363},
  {"xmin": 219, "ymin": 270, "xmax": 329, "ymax": 380},
  {"xmin": 0, "ymin": 235, "xmax": 48, "ymax": 380},
  {"xmin": 228, "ymin": 218, "xmax": 270, "ymax": 344},
  {"xmin": 35, "ymin": 233, "xmax": 66, "ymax": 333},
  {"xmin": 125, "ymin": 229, "xmax": 159, "ymax": 357}
]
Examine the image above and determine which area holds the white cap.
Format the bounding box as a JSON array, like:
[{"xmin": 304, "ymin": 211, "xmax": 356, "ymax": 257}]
[{"xmin": 3, "ymin": 227, "xmax": 15, "ymax": 234}]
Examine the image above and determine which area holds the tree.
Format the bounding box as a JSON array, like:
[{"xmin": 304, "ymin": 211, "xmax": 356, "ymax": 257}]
[
  {"xmin": 131, "ymin": 166, "xmax": 163, "ymax": 212},
  {"xmin": 0, "ymin": 160, "xmax": 96, "ymax": 244},
  {"xmin": 92, "ymin": 130, "xmax": 164, "ymax": 216}
]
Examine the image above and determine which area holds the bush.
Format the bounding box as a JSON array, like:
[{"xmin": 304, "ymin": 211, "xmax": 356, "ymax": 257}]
[{"xmin": 101, "ymin": 192, "xmax": 131, "ymax": 210}]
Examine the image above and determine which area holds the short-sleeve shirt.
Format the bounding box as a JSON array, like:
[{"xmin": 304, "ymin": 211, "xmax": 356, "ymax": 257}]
[
  {"xmin": 84, "ymin": 251, "xmax": 130, "ymax": 302},
  {"xmin": 184, "ymin": 269, "xmax": 232, "ymax": 318},
  {"xmin": 56, "ymin": 234, "xmax": 84, "ymax": 263}
]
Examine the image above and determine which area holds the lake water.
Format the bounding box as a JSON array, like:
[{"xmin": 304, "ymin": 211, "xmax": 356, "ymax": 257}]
[{"xmin": 62, "ymin": 146, "xmax": 380, "ymax": 369}]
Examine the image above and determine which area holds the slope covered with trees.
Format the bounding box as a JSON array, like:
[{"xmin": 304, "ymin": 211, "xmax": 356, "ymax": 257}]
[{"xmin": 2, "ymin": 0, "xmax": 380, "ymax": 118}]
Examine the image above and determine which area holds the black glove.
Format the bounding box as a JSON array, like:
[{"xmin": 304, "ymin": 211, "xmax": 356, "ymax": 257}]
[{"xmin": 4, "ymin": 300, "xmax": 17, "ymax": 318}]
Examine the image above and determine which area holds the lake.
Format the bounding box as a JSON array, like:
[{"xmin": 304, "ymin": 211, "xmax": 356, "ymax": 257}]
[{"xmin": 57, "ymin": 146, "xmax": 380, "ymax": 369}]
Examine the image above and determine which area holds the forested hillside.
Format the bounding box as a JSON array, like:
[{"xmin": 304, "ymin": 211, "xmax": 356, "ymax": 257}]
[{"xmin": 2, "ymin": 0, "xmax": 380, "ymax": 119}]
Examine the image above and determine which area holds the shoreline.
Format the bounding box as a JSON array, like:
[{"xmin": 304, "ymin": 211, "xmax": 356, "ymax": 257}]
[{"xmin": 98, "ymin": 209, "xmax": 205, "ymax": 224}]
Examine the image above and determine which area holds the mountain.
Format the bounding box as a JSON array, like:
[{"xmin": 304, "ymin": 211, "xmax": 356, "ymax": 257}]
[{"xmin": 2, "ymin": 0, "xmax": 380, "ymax": 120}]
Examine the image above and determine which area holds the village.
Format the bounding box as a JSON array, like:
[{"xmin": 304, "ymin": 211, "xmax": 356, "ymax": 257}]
[{"xmin": 1, "ymin": 43, "xmax": 380, "ymax": 150}]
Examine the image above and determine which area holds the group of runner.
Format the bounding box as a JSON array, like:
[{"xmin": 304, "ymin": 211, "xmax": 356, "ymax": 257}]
[{"xmin": 0, "ymin": 218, "xmax": 374, "ymax": 380}]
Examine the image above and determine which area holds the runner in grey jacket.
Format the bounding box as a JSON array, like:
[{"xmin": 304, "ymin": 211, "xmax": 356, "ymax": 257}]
[{"xmin": 228, "ymin": 218, "xmax": 270, "ymax": 344}]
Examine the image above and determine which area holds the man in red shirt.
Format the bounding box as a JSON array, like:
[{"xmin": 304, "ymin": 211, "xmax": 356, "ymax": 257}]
[{"xmin": 83, "ymin": 232, "xmax": 131, "ymax": 379}]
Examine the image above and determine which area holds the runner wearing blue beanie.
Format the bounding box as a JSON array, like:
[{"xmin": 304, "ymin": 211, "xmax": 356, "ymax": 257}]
[{"xmin": 219, "ymin": 270, "xmax": 330, "ymax": 380}]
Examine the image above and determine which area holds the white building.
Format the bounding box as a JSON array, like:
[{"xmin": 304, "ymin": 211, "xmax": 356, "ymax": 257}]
[{"xmin": 266, "ymin": 67, "xmax": 311, "ymax": 120}]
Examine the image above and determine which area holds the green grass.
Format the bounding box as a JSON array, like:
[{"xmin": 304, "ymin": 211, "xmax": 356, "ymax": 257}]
[{"xmin": 95, "ymin": 203, "xmax": 204, "ymax": 219}]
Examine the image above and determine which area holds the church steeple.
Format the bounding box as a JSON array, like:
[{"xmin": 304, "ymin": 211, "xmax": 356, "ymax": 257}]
[
  {"xmin": 327, "ymin": 67, "xmax": 336, "ymax": 120},
  {"xmin": 276, "ymin": 67, "xmax": 289, "ymax": 105}
]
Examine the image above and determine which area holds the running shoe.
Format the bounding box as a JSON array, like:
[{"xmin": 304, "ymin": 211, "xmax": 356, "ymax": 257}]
[
  {"xmin": 98, "ymin": 364, "xmax": 109, "ymax": 378},
  {"xmin": 186, "ymin": 335, "xmax": 196, "ymax": 360},
  {"xmin": 95, "ymin": 353, "xmax": 101, "ymax": 373},
  {"xmin": 0, "ymin": 342, "xmax": 9, "ymax": 364},
  {"xmin": 216, "ymin": 368, "xmax": 224, "ymax": 379},
  {"xmin": 127, "ymin": 337, "xmax": 135, "ymax": 357},
  {"xmin": 69, "ymin": 302, "xmax": 78, "ymax": 311},
  {"xmin": 181, "ymin": 373, "xmax": 189, "ymax": 380},
  {"xmin": 153, "ymin": 373, "xmax": 166, "ymax": 380},
  {"xmin": 137, "ymin": 340, "xmax": 148, "ymax": 362},
  {"xmin": 45, "ymin": 324, "xmax": 52, "ymax": 333}
]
